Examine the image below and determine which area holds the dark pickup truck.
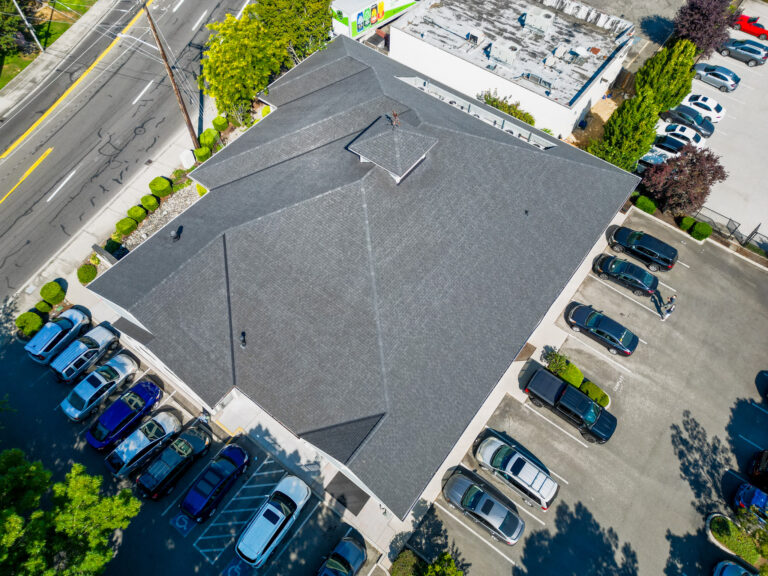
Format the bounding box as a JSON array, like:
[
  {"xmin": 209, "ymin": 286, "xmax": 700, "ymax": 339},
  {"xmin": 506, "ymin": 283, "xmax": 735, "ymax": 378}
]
[{"xmin": 525, "ymin": 367, "xmax": 617, "ymax": 444}]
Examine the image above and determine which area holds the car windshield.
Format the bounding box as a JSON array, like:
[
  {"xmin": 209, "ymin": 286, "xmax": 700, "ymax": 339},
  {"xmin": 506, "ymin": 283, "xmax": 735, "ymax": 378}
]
[
  {"xmin": 67, "ymin": 390, "xmax": 89, "ymax": 411},
  {"xmin": 491, "ymin": 445, "xmax": 515, "ymax": 470},
  {"xmin": 271, "ymin": 491, "xmax": 298, "ymax": 516},
  {"xmin": 170, "ymin": 437, "xmax": 193, "ymax": 458},
  {"xmin": 90, "ymin": 421, "xmax": 111, "ymax": 441},
  {"xmin": 715, "ymin": 104, "xmax": 722, "ymax": 112},
  {"xmin": 619, "ymin": 329, "xmax": 635, "ymax": 347},
  {"xmin": 461, "ymin": 485, "xmax": 484, "ymax": 511},
  {"xmin": 499, "ymin": 512, "xmax": 521, "ymax": 538},
  {"xmin": 79, "ymin": 336, "xmax": 98, "ymax": 349},
  {"xmin": 324, "ymin": 553, "xmax": 352, "ymax": 575},
  {"xmin": 608, "ymin": 259, "xmax": 626, "ymax": 274},
  {"xmin": 583, "ymin": 402, "xmax": 601, "ymax": 425},
  {"xmin": 53, "ymin": 318, "xmax": 73, "ymax": 330},
  {"xmin": 122, "ymin": 391, "xmax": 146, "ymax": 412},
  {"xmin": 140, "ymin": 420, "xmax": 164, "ymax": 441},
  {"xmin": 95, "ymin": 365, "xmax": 120, "ymax": 381},
  {"xmin": 627, "ymin": 231, "xmax": 643, "ymax": 245},
  {"xmin": 632, "ymin": 267, "xmax": 655, "ymax": 287},
  {"xmin": 584, "ymin": 311, "xmax": 600, "ymax": 328}
]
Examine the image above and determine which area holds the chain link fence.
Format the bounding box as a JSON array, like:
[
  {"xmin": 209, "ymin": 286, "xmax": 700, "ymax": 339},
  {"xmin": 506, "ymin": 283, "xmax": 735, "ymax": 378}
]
[{"xmin": 693, "ymin": 206, "xmax": 767, "ymax": 259}]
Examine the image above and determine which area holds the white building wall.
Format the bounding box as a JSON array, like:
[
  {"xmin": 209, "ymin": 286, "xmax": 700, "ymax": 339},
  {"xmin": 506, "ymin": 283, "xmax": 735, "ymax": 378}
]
[{"xmin": 389, "ymin": 26, "xmax": 625, "ymax": 137}]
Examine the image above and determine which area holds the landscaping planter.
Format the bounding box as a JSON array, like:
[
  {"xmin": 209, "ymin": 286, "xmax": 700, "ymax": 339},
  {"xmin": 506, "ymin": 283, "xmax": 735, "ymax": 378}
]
[{"xmin": 707, "ymin": 513, "xmax": 763, "ymax": 569}]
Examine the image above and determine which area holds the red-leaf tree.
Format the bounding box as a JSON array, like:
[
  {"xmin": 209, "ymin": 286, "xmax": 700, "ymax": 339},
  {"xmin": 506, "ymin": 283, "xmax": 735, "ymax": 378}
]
[
  {"xmin": 641, "ymin": 145, "xmax": 727, "ymax": 215},
  {"xmin": 673, "ymin": 0, "xmax": 739, "ymax": 57}
]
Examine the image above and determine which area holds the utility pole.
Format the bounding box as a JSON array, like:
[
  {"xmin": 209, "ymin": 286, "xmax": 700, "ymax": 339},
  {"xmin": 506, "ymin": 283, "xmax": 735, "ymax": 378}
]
[
  {"xmin": 11, "ymin": 0, "xmax": 44, "ymax": 53},
  {"xmin": 141, "ymin": 2, "xmax": 200, "ymax": 149}
]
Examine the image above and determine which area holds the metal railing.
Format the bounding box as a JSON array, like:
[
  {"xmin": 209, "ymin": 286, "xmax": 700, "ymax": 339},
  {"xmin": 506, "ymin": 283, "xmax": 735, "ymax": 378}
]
[{"xmin": 693, "ymin": 206, "xmax": 767, "ymax": 258}]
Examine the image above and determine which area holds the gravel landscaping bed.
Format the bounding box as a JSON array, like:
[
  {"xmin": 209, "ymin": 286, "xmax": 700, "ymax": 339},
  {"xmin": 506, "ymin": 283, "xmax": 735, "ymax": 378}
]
[{"xmin": 123, "ymin": 184, "xmax": 200, "ymax": 250}]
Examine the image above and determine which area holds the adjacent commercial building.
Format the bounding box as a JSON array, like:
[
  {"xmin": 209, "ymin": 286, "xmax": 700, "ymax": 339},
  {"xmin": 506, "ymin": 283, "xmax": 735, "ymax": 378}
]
[
  {"xmin": 331, "ymin": 0, "xmax": 417, "ymax": 39},
  {"xmin": 389, "ymin": 0, "xmax": 635, "ymax": 136}
]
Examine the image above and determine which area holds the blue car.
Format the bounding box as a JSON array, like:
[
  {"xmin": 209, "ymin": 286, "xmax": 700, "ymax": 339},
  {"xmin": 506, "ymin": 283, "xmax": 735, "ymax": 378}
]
[
  {"xmin": 735, "ymin": 482, "xmax": 768, "ymax": 523},
  {"xmin": 180, "ymin": 443, "xmax": 250, "ymax": 521},
  {"xmin": 85, "ymin": 379, "xmax": 162, "ymax": 450}
]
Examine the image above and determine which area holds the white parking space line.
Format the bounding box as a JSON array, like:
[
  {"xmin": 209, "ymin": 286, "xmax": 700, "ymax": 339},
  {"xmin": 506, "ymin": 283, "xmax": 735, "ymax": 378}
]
[
  {"xmin": 515, "ymin": 504, "xmax": 545, "ymax": 527},
  {"xmin": 157, "ymin": 389, "xmax": 176, "ymax": 408},
  {"xmin": 549, "ymin": 470, "xmax": 569, "ymax": 485},
  {"xmin": 638, "ymin": 337, "xmax": 648, "ymax": 345},
  {"xmin": 209, "ymin": 518, "xmax": 250, "ymax": 528},
  {"xmin": 523, "ymin": 403, "xmax": 589, "ymax": 448},
  {"xmin": 658, "ymin": 280, "xmax": 676, "ymax": 292},
  {"xmin": 739, "ymin": 435, "xmax": 764, "ymax": 451},
  {"xmin": 47, "ymin": 169, "xmax": 77, "ymax": 202},
  {"xmin": 726, "ymin": 469, "xmax": 750, "ymax": 482},
  {"xmin": 716, "ymin": 130, "xmax": 728, "ymax": 136},
  {"xmin": 677, "ymin": 260, "xmax": 690, "ymax": 269},
  {"xmin": 240, "ymin": 482, "xmax": 282, "ymax": 489},
  {"xmin": 131, "ymin": 81, "xmax": 153, "ymax": 105},
  {"xmin": 172, "ymin": 0, "xmax": 185, "ymax": 12},
  {"xmin": 750, "ymin": 400, "xmax": 768, "ymax": 417},
  {"xmin": 566, "ymin": 335, "xmax": 634, "ymax": 374},
  {"xmin": 433, "ymin": 501, "xmax": 516, "ymax": 565},
  {"xmin": 268, "ymin": 500, "xmax": 321, "ymax": 566},
  {"xmin": 191, "ymin": 9, "xmax": 208, "ymax": 30},
  {"xmin": 589, "ymin": 274, "xmax": 658, "ymax": 316}
]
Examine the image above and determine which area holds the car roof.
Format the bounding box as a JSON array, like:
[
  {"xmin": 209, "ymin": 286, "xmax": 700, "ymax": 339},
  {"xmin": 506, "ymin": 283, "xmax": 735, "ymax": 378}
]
[
  {"xmin": 634, "ymin": 231, "xmax": 678, "ymax": 258},
  {"xmin": 98, "ymin": 392, "xmax": 137, "ymax": 430},
  {"xmin": 594, "ymin": 313, "xmax": 628, "ymax": 338},
  {"xmin": 475, "ymin": 493, "xmax": 511, "ymax": 529},
  {"xmin": 509, "ymin": 454, "xmax": 558, "ymax": 500},
  {"xmin": 104, "ymin": 353, "xmax": 135, "ymax": 373},
  {"xmin": 238, "ymin": 501, "xmax": 286, "ymax": 559},
  {"xmin": 50, "ymin": 339, "xmax": 90, "ymax": 371},
  {"xmin": 273, "ymin": 475, "xmax": 309, "ymax": 504},
  {"xmin": 84, "ymin": 325, "xmax": 116, "ymax": 346},
  {"xmin": 153, "ymin": 411, "xmax": 181, "ymax": 432},
  {"xmin": 24, "ymin": 319, "xmax": 70, "ymax": 354}
]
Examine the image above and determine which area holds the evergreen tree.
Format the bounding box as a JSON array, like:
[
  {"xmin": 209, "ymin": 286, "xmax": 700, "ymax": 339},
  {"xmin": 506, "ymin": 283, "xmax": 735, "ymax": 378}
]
[
  {"xmin": 587, "ymin": 88, "xmax": 658, "ymax": 172},
  {"xmin": 635, "ymin": 39, "xmax": 697, "ymax": 112}
]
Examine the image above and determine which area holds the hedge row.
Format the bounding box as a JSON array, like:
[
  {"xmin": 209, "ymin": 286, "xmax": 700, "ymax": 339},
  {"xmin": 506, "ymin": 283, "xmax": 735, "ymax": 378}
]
[{"xmin": 581, "ymin": 380, "xmax": 610, "ymax": 408}]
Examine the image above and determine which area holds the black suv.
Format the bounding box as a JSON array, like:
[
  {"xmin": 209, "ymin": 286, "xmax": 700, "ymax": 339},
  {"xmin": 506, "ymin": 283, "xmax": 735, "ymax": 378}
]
[
  {"xmin": 593, "ymin": 254, "xmax": 659, "ymax": 296},
  {"xmin": 610, "ymin": 227, "xmax": 678, "ymax": 272}
]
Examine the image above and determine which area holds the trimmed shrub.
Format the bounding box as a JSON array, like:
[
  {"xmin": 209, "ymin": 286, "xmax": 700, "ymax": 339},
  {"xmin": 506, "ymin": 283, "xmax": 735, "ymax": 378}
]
[
  {"xmin": 212, "ymin": 115, "xmax": 228, "ymax": 132},
  {"xmin": 141, "ymin": 194, "xmax": 159, "ymax": 212},
  {"xmin": 149, "ymin": 176, "xmax": 172, "ymax": 198},
  {"xmin": 635, "ymin": 195, "xmax": 657, "ymax": 214},
  {"xmin": 110, "ymin": 231, "xmax": 123, "ymax": 243},
  {"xmin": 172, "ymin": 178, "xmax": 191, "ymax": 192},
  {"xmin": 691, "ymin": 221, "xmax": 713, "ymax": 241},
  {"xmin": 40, "ymin": 281, "xmax": 65, "ymax": 305},
  {"xmin": 35, "ymin": 300, "xmax": 52, "ymax": 314},
  {"xmin": 199, "ymin": 128, "xmax": 219, "ymax": 149},
  {"xmin": 116, "ymin": 217, "xmax": 138, "ymax": 237},
  {"xmin": 15, "ymin": 311, "xmax": 43, "ymax": 337},
  {"xmin": 261, "ymin": 105, "xmax": 271, "ymax": 117},
  {"xmin": 679, "ymin": 216, "xmax": 695, "ymax": 231},
  {"xmin": 194, "ymin": 146, "xmax": 211, "ymax": 162},
  {"xmin": 89, "ymin": 253, "xmax": 100, "ymax": 266},
  {"xmin": 391, "ymin": 550, "xmax": 425, "ymax": 576},
  {"xmin": 127, "ymin": 205, "xmax": 147, "ymax": 223},
  {"xmin": 196, "ymin": 184, "xmax": 208, "ymax": 197},
  {"xmin": 77, "ymin": 264, "xmax": 98, "ymax": 285},
  {"xmin": 710, "ymin": 516, "xmax": 760, "ymax": 565},
  {"xmin": 580, "ymin": 380, "xmax": 610, "ymax": 408},
  {"xmin": 105, "ymin": 239, "xmax": 122, "ymax": 255},
  {"xmin": 559, "ymin": 362, "xmax": 584, "ymax": 388}
]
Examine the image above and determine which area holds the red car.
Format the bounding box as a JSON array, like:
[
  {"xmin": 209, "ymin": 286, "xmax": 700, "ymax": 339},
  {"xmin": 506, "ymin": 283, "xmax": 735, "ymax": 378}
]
[{"xmin": 735, "ymin": 15, "xmax": 768, "ymax": 40}]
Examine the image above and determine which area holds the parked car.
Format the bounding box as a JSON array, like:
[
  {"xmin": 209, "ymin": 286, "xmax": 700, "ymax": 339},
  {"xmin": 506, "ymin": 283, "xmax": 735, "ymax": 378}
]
[
  {"xmin": 475, "ymin": 435, "xmax": 559, "ymax": 510},
  {"xmin": 50, "ymin": 324, "xmax": 118, "ymax": 383},
  {"xmin": 659, "ymin": 105, "xmax": 714, "ymax": 137},
  {"xmin": 443, "ymin": 468, "xmax": 525, "ymax": 545},
  {"xmin": 713, "ymin": 560, "xmax": 757, "ymax": 576},
  {"xmin": 59, "ymin": 353, "xmax": 138, "ymax": 422},
  {"xmin": 235, "ymin": 475, "xmax": 311, "ymax": 567},
  {"xmin": 749, "ymin": 450, "xmax": 768, "ymax": 492},
  {"xmin": 136, "ymin": 421, "xmax": 212, "ymax": 499},
  {"xmin": 651, "ymin": 135, "xmax": 688, "ymax": 157},
  {"xmin": 693, "ymin": 63, "xmax": 740, "ymax": 92},
  {"xmin": 734, "ymin": 482, "xmax": 768, "ymax": 524},
  {"xmin": 525, "ymin": 367, "xmax": 617, "ymax": 443},
  {"xmin": 180, "ymin": 443, "xmax": 250, "ymax": 522},
  {"xmin": 86, "ymin": 379, "xmax": 163, "ymax": 450},
  {"xmin": 719, "ymin": 38, "xmax": 768, "ymax": 67},
  {"xmin": 655, "ymin": 123, "xmax": 705, "ymax": 148},
  {"xmin": 593, "ymin": 254, "xmax": 659, "ymax": 296},
  {"xmin": 104, "ymin": 411, "xmax": 181, "ymax": 478},
  {"xmin": 734, "ymin": 14, "xmax": 767, "ymax": 40},
  {"xmin": 566, "ymin": 303, "xmax": 639, "ymax": 356},
  {"xmin": 610, "ymin": 226, "xmax": 678, "ymax": 272},
  {"xmin": 316, "ymin": 536, "xmax": 368, "ymax": 576},
  {"xmin": 24, "ymin": 308, "xmax": 89, "ymax": 364},
  {"xmin": 681, "ymin": 94, "xmax": 725, "ymax": 123}
]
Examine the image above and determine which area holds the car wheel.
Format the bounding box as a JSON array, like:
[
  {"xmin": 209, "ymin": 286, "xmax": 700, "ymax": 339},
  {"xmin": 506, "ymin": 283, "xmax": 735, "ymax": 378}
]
[
  {"xmin": 490, "ymin": 534, "xmax": 499, "ymax": 541},
  {"xmin": 608, "ymin": 348, "xmax": 618, "ymax": 355},
  {"xmin": 720, "ymin": 49, "xmax": 729, "ymax": 56},
  {"xmin": 611, "ymin": 244, "xmax": 624, "ymax": 253},
  {"xmin": 571, "ymin": 325, "xmax": 581, "ymax": 332},
  {"xmin": 719, "ymin": 85, "xmax": 728, "ymax": 92},
  {"xmin": 599, "ymin": 273, "xmax": 609, "ymax": 280},
  {"xmin": 585, "ymin": 434, "xmax": 597, "ymax": 444},
  {"xmin": 108, "ymin": 341, "xmax": 119, "ymax": 352},
  {"xmin": 704, "ymin": 116, "xmax": 712, "ymax": 122},
  {"xmin": 648, "ymin": 264, "xmax": 659, "ymax": 272},
  {"xmin": 633, "ymin": 289, "xmax": 646, "ymax": 297},
  {"xmin": 734, "ymin": 24, "xmax": 741, "ymax": 30},
  {"xmin": 530, "ymin": 396, "xmax": 544, "ymax": 408},
  {"xmin": 208, "ymin": 507, "xmax": 216, "ymax": 519},
  {"xmin": 748, "ymin": 60, "xmax": 757, "ymax": 67},
  {"xmin": 760, "ymin": 34, "xmax": 767, "ymax": 40},
  {"xmin": 695, "ymin": 73, "xmax": 702, "ymax": 80},
  {"xmin": 166, "ymin": 485, "xmax": 174, "ymax": 495}
]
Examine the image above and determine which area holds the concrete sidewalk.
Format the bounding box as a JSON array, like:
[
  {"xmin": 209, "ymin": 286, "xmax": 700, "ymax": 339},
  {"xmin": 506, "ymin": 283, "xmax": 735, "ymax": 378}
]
[{"xmin": 0, "ymin": 0, "xmax": 120, "ymax": 119}]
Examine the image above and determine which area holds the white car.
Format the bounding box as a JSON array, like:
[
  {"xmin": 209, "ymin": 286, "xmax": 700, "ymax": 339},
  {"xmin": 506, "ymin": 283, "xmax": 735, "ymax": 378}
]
[
  {"xmin": 235, "ymin": 476, "xmax": 311, "ymax": 567},
  {"xmin": 24, "ymin": 308, "xmax": 90, "ymax": 364},
  {"xmin": 104, "ymin": 411, "xmax": 181, "ymax": 477},
  {"xmin": 60, "ymin": 354, "xmax": 138, "ymax": 421},
  {"xmin": 655, "ymin": 122, "xmax": 705, "ymax": 148},
  {"xmin": 682, "ymin": 94, "xmax": 725, "ymax": 123}
]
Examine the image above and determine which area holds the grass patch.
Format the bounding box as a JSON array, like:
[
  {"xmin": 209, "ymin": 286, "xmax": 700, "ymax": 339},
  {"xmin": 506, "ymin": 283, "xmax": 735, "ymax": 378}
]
[
  {"xmin": 0, "ymin": 53, "xmax": 36, "ymax": 90},
  {"xmin": 710, "ymin": 516, "xmax": 761, "ymax": 565},
  {"xmin": 746, "ymin": 243, "xmax": 768, "ymax": 259}
]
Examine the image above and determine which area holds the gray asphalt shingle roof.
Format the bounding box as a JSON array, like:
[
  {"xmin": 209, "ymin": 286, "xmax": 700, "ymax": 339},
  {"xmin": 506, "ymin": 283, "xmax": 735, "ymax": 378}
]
[{"xmin": 89, "ymin": 36, "xmax": 638, "ymax": 519}]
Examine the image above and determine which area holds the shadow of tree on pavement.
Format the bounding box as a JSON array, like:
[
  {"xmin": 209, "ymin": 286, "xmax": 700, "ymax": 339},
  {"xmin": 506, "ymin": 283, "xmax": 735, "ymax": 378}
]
[
  {"xmin": 663, "ymin": 527, "xmax": 721, "ymax": 576},
  {"xmin": 512, "ymin": 501, "xmax": 638, "ymax": 576}
]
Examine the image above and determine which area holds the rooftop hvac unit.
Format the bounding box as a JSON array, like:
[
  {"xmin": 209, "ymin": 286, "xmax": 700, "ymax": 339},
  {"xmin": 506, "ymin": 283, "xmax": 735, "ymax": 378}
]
[
  {"xmin": 525, "ymin": 9, "xmax": 555, "ymax": 35},
  {"xmin": 553, "ymin": 44, "xmax": 568, "ymax": 59},
  {"xmin": 466, "ymin": 30, "xmax": 483, "ymax": 46},
  {"xmin": 490, "ymin": 43, "xmax": 519, "ymax": 66}
]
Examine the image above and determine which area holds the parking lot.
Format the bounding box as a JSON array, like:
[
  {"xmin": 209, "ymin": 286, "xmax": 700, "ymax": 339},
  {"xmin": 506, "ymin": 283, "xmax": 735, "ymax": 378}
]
[
  {"xmin": 690, "ymin": 0, "xmax": 768, "ymax": 231},
  {"xmin": 0, "ymin": 322, "xmax": 381, "ymax": 576},
  {"xmin": 409, "ymin": 210, "xmax": 768, "ymax": 575}
]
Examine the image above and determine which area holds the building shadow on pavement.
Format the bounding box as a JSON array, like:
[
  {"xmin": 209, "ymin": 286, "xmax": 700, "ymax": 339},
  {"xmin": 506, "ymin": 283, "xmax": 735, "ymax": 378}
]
[{"xmin": 639, "ymin": 15, "xmax": 674, "ymax": 45}]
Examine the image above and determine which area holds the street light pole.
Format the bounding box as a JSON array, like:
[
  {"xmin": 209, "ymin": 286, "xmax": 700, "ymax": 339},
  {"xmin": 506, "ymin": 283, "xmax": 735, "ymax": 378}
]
[{"xmin": 141, "ymin": 2, "xmax": 200, "ymax": 149}]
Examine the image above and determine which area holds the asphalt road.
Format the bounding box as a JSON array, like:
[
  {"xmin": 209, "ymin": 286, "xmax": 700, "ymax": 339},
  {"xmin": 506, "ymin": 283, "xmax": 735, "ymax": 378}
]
[{"xmin": 0, "ymin": 0, "xmax": 244, "ymax": 301}]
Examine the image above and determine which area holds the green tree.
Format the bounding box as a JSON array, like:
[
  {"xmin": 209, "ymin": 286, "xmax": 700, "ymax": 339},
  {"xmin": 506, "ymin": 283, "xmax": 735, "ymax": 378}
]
[
  {"xmin": 587, "ymin": 88, "xmax": 658, "ymax": 172},
  {"xmin": 0, "ymin": 0, "xmax": 37, "ymax": 56},
  {"xmin": 0, "ymin": 452, "xmax": 140, "ymax": 575},
  {"xmin": 199, "ymin": 7, "xmax": 286, "ymax": 122},
  {"xmin": 424, "ymin": 552, "xmax": 463, "ymax": 576},
  {"xmin": 635, "ymin": 39, "xmax": 696, "ymax": 112},
  {"xmin": 479, "ymin": 89, "xmax": 535, "ymax": 126},
  {"xmin": 253, "ymin": 0, "xmax": 332, "ymax": 68}
]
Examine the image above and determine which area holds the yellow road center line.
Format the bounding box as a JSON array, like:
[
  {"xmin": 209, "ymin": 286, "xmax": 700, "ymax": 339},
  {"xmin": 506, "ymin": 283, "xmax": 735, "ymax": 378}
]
[
  {"xmin": 0, "ymin": 0, "xmax": 155, "ymax": 160},
  {"xmin": 0, "ymin": 147, "xmax": 54, "ymax": 206}
]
